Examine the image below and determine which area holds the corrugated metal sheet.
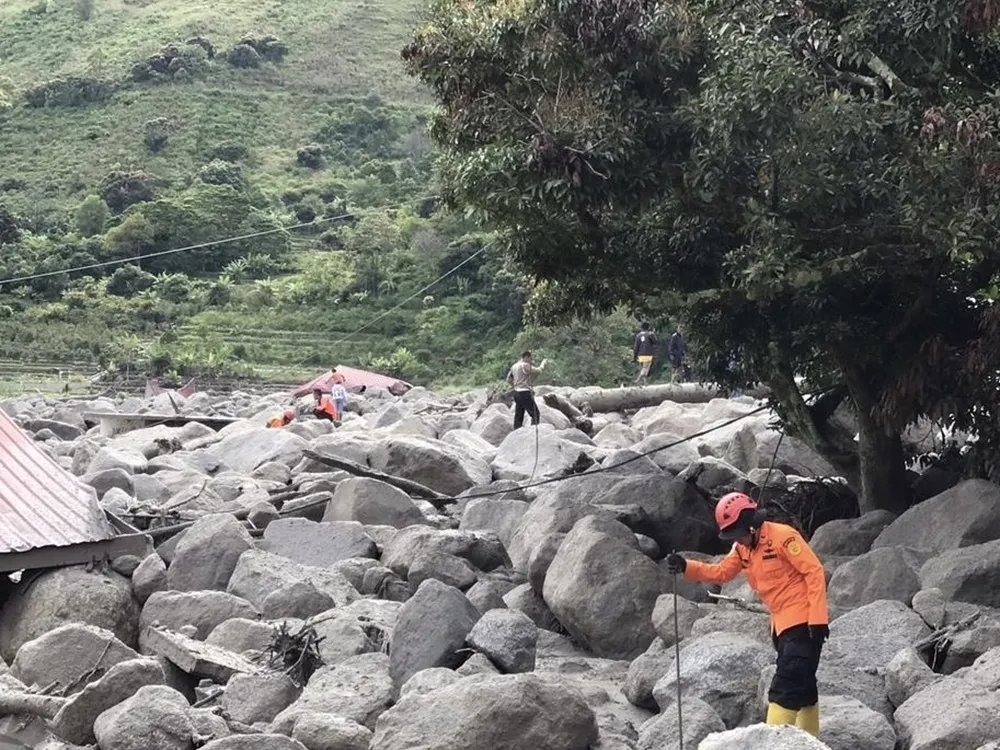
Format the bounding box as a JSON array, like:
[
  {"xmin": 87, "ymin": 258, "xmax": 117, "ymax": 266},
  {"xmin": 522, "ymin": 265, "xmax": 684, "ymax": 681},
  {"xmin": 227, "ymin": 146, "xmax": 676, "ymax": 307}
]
[
  {"xmin": 291, "ymin": 365, "xmax": 413, "ymax": 398},
  {"xmin": 0, "ymin": 409, "xmax": 115, "ymax": 554}
]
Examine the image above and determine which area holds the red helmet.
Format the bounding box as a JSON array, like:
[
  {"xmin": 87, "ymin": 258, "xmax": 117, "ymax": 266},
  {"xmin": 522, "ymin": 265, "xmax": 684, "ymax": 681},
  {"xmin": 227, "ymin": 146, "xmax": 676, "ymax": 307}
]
[
  {"xmin": 283, "ymin": 409, "xmax": 295, "ymax": 421},
  {"xmin": 715, "ymin": 492, "xmax": 758, "ymax": 540}
]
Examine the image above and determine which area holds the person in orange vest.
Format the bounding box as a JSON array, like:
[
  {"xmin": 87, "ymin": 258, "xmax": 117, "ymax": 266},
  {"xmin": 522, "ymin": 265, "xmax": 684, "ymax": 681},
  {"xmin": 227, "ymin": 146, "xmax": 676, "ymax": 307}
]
[
  {"xmin": 312, "ymin": 388, "xmax": 338, "ymax": 422},
  {"xmin": 267, "ymin": 409, "xmax": 296, "ymax": 429},
  {"xmin": 666, "ymin": 492, "xmax": 829, "ymax": 737}
]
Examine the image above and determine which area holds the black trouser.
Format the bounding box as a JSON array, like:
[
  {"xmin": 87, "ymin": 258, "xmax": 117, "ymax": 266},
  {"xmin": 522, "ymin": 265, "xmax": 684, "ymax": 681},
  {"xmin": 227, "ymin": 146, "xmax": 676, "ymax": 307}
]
[
  {"xmin": 768, "ymin": 624, "xmax": 822, "ymax": 710},
  {"xmin": 512, "ymin": 390, "xmax": 539, "ymax": 428}
]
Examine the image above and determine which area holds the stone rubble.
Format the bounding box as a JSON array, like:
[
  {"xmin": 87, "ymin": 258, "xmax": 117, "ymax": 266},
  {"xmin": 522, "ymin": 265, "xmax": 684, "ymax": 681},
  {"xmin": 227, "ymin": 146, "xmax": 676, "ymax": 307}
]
[{"xmin": 0, "ymin": 384, "xmax": 995, "ymax": 749}]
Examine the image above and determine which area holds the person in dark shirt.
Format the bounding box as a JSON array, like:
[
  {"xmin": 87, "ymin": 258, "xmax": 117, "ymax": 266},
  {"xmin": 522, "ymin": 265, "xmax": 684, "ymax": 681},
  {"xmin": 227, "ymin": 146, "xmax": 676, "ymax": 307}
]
[
  {"xmin": 632, "ymin": 322, "xmax": 657, "ymax": 386},
  {"xmin": 668, "ymin": 325, "xmax": 687, "ymax": 382}
]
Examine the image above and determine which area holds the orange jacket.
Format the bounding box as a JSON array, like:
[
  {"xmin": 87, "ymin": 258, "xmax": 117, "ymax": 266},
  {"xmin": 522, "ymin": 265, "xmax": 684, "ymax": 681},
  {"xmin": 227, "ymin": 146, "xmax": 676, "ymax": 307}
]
[
  {"xmin": 683, "ymin": 521, "xmax": 828, "ymax": 636},
  {"xmin": 266, "ymin": 417, "xmax": 284, "ymax": 429},
  {"xmin": 314, "ymin": 397, "xmax": 338, "ymax": 419}
]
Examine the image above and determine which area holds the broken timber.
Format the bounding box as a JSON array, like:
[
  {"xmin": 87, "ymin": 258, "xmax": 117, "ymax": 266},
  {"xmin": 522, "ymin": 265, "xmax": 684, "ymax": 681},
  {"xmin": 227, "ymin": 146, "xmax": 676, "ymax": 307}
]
[
  {"xmin": 302, "ymin": 450, "xmax": 453, "ymax": 508},
  {"xmin": 565, "ymin": 383, "xmax": 770, "ymax": 413},
  {"xmin": 142, "ymin": 627, "xmax": 261, "ymax": 683}
]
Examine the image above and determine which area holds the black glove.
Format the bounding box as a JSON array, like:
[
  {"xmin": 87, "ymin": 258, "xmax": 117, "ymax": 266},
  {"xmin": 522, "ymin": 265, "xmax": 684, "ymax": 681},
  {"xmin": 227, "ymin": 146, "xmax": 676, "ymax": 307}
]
[
  {"xmin": 809, "ymin": 624, "xmax": 830, "ymax": 643},
  {"xmin": 666, "ymin": 553, "xmax": 687, "ymax": 575}
]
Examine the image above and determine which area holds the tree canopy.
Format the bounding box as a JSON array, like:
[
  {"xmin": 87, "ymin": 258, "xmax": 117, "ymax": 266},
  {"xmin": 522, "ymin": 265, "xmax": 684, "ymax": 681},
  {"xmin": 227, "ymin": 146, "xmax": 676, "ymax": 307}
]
[{"xmin": 405, "ymin": 0, "xmax": 1000, "ymax": 512}]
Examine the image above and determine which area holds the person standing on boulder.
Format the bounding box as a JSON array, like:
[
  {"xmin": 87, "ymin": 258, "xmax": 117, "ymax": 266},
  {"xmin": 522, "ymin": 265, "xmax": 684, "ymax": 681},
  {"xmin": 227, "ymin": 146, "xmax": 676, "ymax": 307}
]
[
  {"xmin": 668, "ymin": 325, "xmax": 687, "ymax": 382},
  {"xmin": 633, "ymin": 321, "xmax": 658, "ymax": 386},
  {"xmin": 665, "ymin": 493, "xmax": 829, "ymax": 737},
  {"xmin": 506, "ymin": 350, "xmax": 548, "ymax": 429}
]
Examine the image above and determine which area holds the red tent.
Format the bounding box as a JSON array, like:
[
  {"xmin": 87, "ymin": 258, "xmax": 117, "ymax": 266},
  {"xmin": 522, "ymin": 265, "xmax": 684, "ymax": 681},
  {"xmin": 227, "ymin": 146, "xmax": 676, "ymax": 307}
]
[{"xmin": 292, "ymin": 365, "xmax": 413, "ymax": 398}]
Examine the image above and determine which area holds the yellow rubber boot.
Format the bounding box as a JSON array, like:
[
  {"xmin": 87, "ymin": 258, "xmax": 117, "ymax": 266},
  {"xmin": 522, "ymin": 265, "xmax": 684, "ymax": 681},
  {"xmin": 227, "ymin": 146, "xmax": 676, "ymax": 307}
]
[
  {"xmin": 766, "ymin": 702, "xmax": 798, "ymax": 726},
  {"xmin": 796, "ymin": 703, "xmax": 820, "ymax": 737}
]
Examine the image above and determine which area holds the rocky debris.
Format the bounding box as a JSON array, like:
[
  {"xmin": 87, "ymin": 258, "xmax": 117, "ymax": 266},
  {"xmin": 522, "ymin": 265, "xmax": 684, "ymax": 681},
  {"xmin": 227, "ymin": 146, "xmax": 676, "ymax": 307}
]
[
  {"xmin": 872, "ymin": 479, "xmax": 1000, "ymax": 553},
  {"xmin": 370, "ymin": 673, "xmax": 599, "ymax": 750},
  {"xmin": 11, "ymin": 623, "xmax": 138, "ymax": 692},
  {"xmin": 459, "ymin": 497, "xmax": 529, "ymax": 549},
  {"xmin": 227, "ymin": 549, "xmax": 359, "ymax": 611},
  {"xmin": 757, "ymin": 432, "xmax": 838, "ymax": 479},
  {"xmin": 894, "ymin": 674, "xmax": 1000, "ymax": 750},
  {"xmin": 140, "ymin": 590, "xmax": 259, "ymax": 643},
  {"xmin": 492, "ymin": 424, "xmax": 595, "ymax": 481},
  {"xmin": 652, "ymin": 631, "xmax": 772, "ymax": 728},
  {"xmin": 827, "ymin": 547, "xmax": 926, "ymax": 611},
  {"xmin": 307, "ymin": 599, "xmax": 399, "ymax": 666},
  {"xmin": 624, "ymin": 639, "xmax": 676, "ymax": 709},
  {"xmin": 388, "ymin": 579, "xmax": 481, "ymax": 693},
  {"xmin": 689, "ymin": 608, "xmax": 772, "ymax": 644},
  {"xmin": 262, "ymin": 580, "xmax": 337, "ymax": 620},
  {"xmin": 465, "ymin": 578, "xmax": 515, "ymax": 613},
  {"xmin": 636, "ymin": 695, "xmax": 725, "ymax": 750},
  {"xmin": 651, "ymin": 594, "xmax": 704, "ymax": 647},
  {"xmin": 466, "ymin": 608, "xmax": 538, "ymax": 673},
  {"xmin": 380, "ymin": 525, "xmax": 509, "ymax": 579},
  {"xmin": 208, "ymin": 428, "xmax": 309, "ymax": 474},
  {"xmin": 399, "ymin": 667, "xmax": 460, "ymax": 698},
  {"xmin": 0, "ymin": 567, "xmax": 140, "ymax": 662},
  {"xmin": 168, "ymin": 513, "xmax": 254, "ymax": 592},
  {"xmin": 544, "ymin": 516, "xmax": 665, "ymax": 659},
  {"xmin": 369, "ymin": 435, "xmax": 492, "ymax": 495},
  {"xmin": 142, "ymin": 626, "xmax": 261, "ymax": 683},
  {"xmin": 885, "ymin": 647, "xmax": 940, "ymax": 708},
  {"xmin": 324, "ymin": 477, "xmax": 427, "ymax": 529},
  {"xmin": 699, "ymin": 724, "xmax": 831, "ymax": 749},
  {"xmin": 503, "ymin": 583, "xmax": 563, "ymax": 631},
  {"xmin": 200, "ymin": 736, "xmax": 308, "ymax": 750},
  {"xmin": 207, "ymin": 618, "xmax": 282, "ymax": 656},
  {"xmin": 291, "ymin": 713, "xmax": 373, "ymax": 750},
  {"xmin": 826, "ymin": 599, "xmax": 932, "ymax": 672},
  {"xmin": 261, "ymin": 518, "xmax": 378, "ymax": 566},
  {"xmin": 810, "ymin": 510, "xmax": 896, "ymax": 556},
  {"xmin": 221, "ymin": 673, "xmax": 300, "ymax": 724},
  {"xmin": 818, "ymin": 695, "xmax": 896, "ymax": 750},
  {"xmin": 93, "ymin": 685, "xmax": 194, "ymax": 750},
  {"xmin": 50, "ymin": 658, "xmax": 165, "ymax": 744},
  {"xmin": 919, "ymin": 539, "xmax": 1000, "ymax": 607},
  {"xmin": 271, "ymin": 652, "xmax": 393, "ymax": 733}
]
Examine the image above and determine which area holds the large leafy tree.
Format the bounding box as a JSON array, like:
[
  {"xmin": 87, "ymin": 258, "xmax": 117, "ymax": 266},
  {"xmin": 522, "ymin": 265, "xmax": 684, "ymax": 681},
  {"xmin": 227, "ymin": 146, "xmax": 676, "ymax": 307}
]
[{"xmin": 405, "ymin": 0, "xmax": 1000, "ymax": 512}]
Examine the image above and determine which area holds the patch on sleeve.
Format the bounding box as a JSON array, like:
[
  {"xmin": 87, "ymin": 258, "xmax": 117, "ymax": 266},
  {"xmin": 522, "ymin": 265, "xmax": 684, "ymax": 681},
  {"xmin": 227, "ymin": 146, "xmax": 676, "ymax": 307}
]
[{"xmin": 783, "ymin": 537, "xmax": 802, "ymax": 557}]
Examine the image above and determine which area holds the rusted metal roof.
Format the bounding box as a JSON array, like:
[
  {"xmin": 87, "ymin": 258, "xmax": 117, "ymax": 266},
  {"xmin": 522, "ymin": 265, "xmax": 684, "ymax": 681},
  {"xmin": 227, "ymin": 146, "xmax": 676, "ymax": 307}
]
[
  {"xmin": 0, "ymin": 409, "xmax": 116, "ymax": 554},
  {"xmin": 291, "ymin": 365, "xmax": 413, "ymax": 398}
]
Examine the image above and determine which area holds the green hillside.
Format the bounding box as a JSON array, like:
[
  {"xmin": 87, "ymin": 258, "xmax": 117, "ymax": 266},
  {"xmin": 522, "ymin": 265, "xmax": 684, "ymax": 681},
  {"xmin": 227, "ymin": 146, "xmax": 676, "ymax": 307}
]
[{"xmin": 0, "ymin": 0, "xmax": 644, "ymax": 394}]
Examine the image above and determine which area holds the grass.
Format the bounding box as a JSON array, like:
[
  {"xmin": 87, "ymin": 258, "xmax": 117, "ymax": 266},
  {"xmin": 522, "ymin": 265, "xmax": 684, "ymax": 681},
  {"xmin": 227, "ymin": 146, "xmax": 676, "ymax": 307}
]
[{"xmin": 0, "ymin": 0, "xmax": 429, "ymax": 217}]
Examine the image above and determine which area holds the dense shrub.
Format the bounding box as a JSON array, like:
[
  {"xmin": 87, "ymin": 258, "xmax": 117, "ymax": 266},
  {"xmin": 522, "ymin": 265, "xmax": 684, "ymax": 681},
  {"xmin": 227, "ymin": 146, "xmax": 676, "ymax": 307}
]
[
  {"xmin": 198, "ymin": 159, "xmax": 244, "ymax": 188},
  {"xmin": 296, "ymin": 144, "xmax": 324, "ymax": 169},
  {"xmin": 226, "ymin": 44, "xmax": 261, "ymax": 69},
  {"xmin": 0, "ymin": 204, "xmax": 21, "ymax": 246},
  {"xmin": 75, "ymin": 195, "xmax": 109, "ymax": 237},
  {"xmin": 143, "ymin": 117, "xmax": 171, "ymax": 152},
  {"xmin": 210, "ymin": 142, "xmax": 249, "ymax": 163},
  {"xmin": 75, "ymin": 0, "xmax": 94, "ymax": 20},
  {"xmin": 99, "ymin": 168, "xmax": 158, "ymax": 213},
  {"xmin": 131, "ymin": 43, "xmax": 208, "ymax": 83},
  {"xmin": 238, "ymin": 34, "xmax": 288, "ymax": 63},
  {"xmin": 24, "ymin": 77, "xmax": 115, "ymax": 108},
  {"xmin": 106, "ymin": 264, "xmax": 155, "ymax": 297}
]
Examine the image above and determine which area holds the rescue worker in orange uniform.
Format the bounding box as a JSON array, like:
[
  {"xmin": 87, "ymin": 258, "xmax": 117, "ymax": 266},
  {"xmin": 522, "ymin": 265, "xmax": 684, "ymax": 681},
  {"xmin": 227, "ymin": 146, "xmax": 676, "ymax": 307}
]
[
  {"xmin": 312, "ymin": 388, "xmax": 338, "ymax": 422},
  {"xmin": 666, "ymin": 492, "xmax": 829, "ymax": 737},
  {"xmin": 267, "ymin": 409, "xmax": 296, "ymax": 428}
]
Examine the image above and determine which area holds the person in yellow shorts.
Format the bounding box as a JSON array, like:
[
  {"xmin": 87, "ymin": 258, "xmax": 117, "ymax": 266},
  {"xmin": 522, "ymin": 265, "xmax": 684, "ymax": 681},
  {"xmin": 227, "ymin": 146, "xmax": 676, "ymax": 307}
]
[
  {"xmin": 632, "ymin": 322, "xmax": 658, "ymax": 386},
  {"xmin": 666, "ymin": 492, "xmax": 829, "ymax": 737}
]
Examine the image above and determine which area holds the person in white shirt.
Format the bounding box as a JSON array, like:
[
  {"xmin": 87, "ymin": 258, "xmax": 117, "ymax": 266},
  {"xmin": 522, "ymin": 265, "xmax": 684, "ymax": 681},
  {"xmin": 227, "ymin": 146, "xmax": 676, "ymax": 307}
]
[
  {"xmin": 331, "ymin": 381, "xmax": 348, "ymax": 418},
  {"xmin": 507, "ymin": 350, "xmax": 548, "ymax": 429}
]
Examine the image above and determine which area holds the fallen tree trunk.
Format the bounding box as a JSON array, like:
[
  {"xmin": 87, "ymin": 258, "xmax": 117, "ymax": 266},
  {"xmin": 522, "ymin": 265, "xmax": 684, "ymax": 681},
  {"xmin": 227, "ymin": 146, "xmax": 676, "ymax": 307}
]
[
  {"xmin": 567, "ymin": 383, "xmax": 769, "ymax": 413},
  {"xmin": 542, "ymin": 393, "xmax": 594, "ymax": 436},
  {"xmin": 302, "ymin": 450, "xmax": 452, "ymax": 508},
  {"xmin": 0, "ymin": 692, "xmax": 64, "ymax": 719}
]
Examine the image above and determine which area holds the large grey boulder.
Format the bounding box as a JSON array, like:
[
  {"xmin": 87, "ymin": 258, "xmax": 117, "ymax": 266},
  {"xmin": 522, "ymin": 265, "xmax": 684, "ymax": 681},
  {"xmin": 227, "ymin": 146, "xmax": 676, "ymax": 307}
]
[
  {"xmin": 93, "ymin": 684, "xmax": 194, "ymax": 750},
  {"xmin": 388, "ymin": 579, "xmax": 481, "ymax": 693},
  {"xmin": 0, "ymin": 567, "xmax": 139, "ymax": 662},
  {"xmin": 757, "ymin": 432, "xmax": 838, "ymax": 478},
  {"xmin": 88, "ymin": 445, "xmax": 148, "ymax": 475},
  {"xmin": 442, "ymin": 429, "xmax": 498, "ymax": 462},
  {"xmin": 594, "ymin": 423, "xmax": 643, "ymax": 450},
  {"xmin": 466, "ymin": 609, "xmax": 538, "ymax": 673},
  {"xmin": 527, "ymin": 532, "xmax": 566, "ymax": 593},
  {"xmin": 492, "ymin": 424, "xmax": 595, "ymax": 481},
  {"xmin": 826, "ymin": 600, "xmax": 932, "ymax": 672},
  {"xmin": 324, "ymin": 477, "xmax": 427, "ymax": 529},
  {"xmin": 631, "ymin": 432, "xmax": 702, "ymax": 474},
  {"xmin": 407, "ymin": 550, "xmax": 479, "ymax": 591},
  {"xmin": 469, "ymin": 404, "xmax": 514, "ymax": 446},
  {"xmin": 810, "ymin": 510, "xmax": 896, "ymax": 557},
  {"xmin": 699, "ymin": 725, "xmax": 831, "ymax": 750},
  {"xmin": 262, "ymin": 580, "xmax": 337, "ymax": 620},
  {"xmin": 895, "ymin": 675, "xmax": 1000, "ymax": 750},
  {"xmin": 221, "ymin": 673, "xmax": 300, "ymax": 724},
  {"xmin": 140, "ymin": 590, "xmax": 259, "ymax": 642},
  {"xmin": 652, "ymin": 631, "xmax": 772, "ymax": 728},
  {"xmin": 23, "ymin": 418, "xmax": 83, "ymax": 440},
  {"xmin": 370, "ymin": 672, "xmax": 599, "ymax": 750},
  {"xmin": 459, "ymin": 497, "xmax": 529, "ymax": 548},
  {"xmin": 200, "ymin": 736, "xmax": 307, "ymax": 750},
  {"xmin": 624, "ymin": 638, "xmax": 676, "ymax": 710},
  {"xmin": 369, "ymin": 436, "xmax": 492, "ymax": 496},
  {"xmin": 167, "ymin": 513, "xmax": 254, "ymax": 592},
  {"xmin": 226, "ymin": 549, "xmax": 359, "ymax": 610},
  {"xmin": 271, "ymin": 652, "xmax": 394, "ymax": 733},
  {"xmin": 636, "ymin": 695, "xmax": 725, "ymax": 750},
  {"xmin": 919, "ymin": 539, "xmax": 1000, "ymax": 607},
  {"xmin": 465, "ymin": 578, "xmax": 515, "ymax": 614},
  {"xmin": 50, "ymin": 657, "xmax": 165, "ymax": 744},
  {"xmin": 543, "ymin": 516, "xmax": 665, "ymax": 659},
  {"xmin": 651, "ymin": 594, "xmax": 703, "ymax": 647},
  {"xmin": 677, "ymin": 456, "xmax": 749, "ymax": 492},
  {"xmin": 207, "ymin": 618, "xmax": 282, "ymax": 655},
  {"xmin": 292, "ymin": 713, "xmax": 372, "ymax": 750},
  {"xmin": 689, "ymin": 608, "xmax": 772, "ymax": 645},
  {"xmin": 818, "ymin": 695, "xmax": 896, "ymax": 750},
  {"xmin": 261, "ymin": 518, "xmax": 378, "ymax": 566},
  {"xmin": 209, "ymin": 428, "xmax": 309, "ymax": 473},
  {"xmin": 11, "ymin": 623, "xmax": 138, "ymax": 691},
  {"xmin": 827, "ymin": 547, "xmax": 926, "ymax": 611},
  {"xmin": 885, "ymin": 648, "xmax": 940, "ymax": 709},
  {"xmin": 380, "ymin": 525, "xmax": 509, "ymax": 579},
  {"xmin": 872, "ymin": 479, "xmax": 1000, "ymax": 554},
  {"xmin": 503, "ymin": 583, "xmax": 563, "ymax": 631},
  {"xmin": 132, "ymin": 554, "xmax": 168, "ymax": 605}
]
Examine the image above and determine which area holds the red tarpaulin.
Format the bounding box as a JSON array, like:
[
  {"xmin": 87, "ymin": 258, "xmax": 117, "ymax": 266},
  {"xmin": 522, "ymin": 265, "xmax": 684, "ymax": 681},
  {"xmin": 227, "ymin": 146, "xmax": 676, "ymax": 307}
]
[{"xmin": 291, "ymin": 365, "xmax": 412, "ymax": 398}]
